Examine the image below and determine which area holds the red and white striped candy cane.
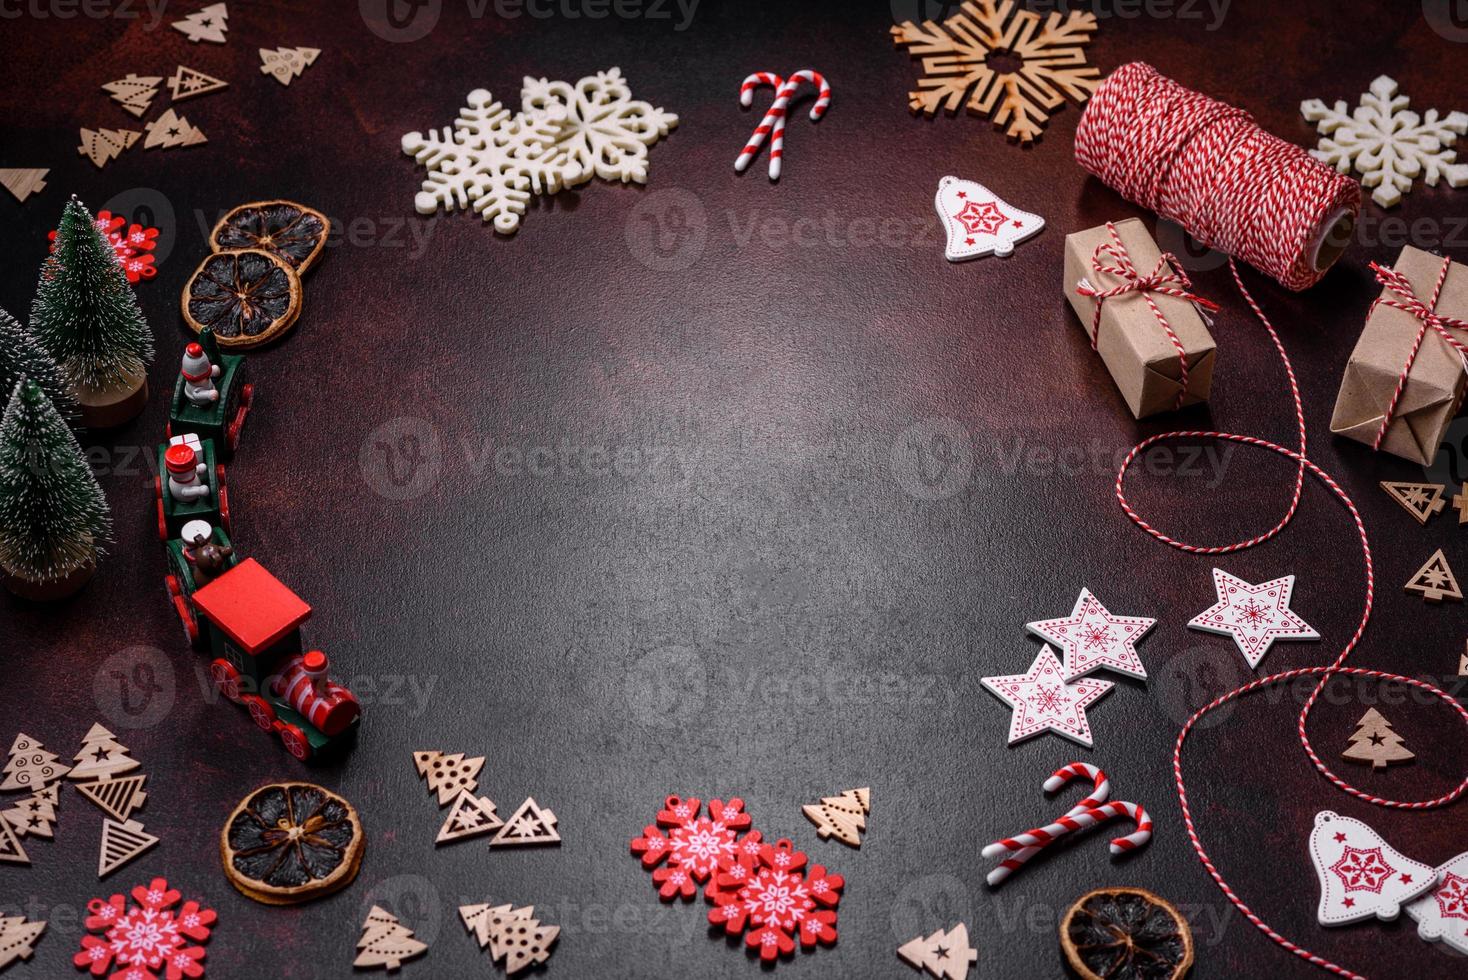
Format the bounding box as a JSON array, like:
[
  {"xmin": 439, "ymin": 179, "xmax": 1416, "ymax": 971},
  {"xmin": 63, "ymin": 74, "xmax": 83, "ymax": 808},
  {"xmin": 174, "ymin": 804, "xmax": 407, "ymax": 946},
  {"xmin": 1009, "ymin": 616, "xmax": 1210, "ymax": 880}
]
[
  {"xmin": 982, "ymin": 800, "xmax": 1152, "ymax": 887},
  {"xmin": 984, "ymin": 763, "xmax": 1110, "ymax": 884},
  {"xmin": 735, "ymin": 69, "xmax": 831, "ymax": 181}
]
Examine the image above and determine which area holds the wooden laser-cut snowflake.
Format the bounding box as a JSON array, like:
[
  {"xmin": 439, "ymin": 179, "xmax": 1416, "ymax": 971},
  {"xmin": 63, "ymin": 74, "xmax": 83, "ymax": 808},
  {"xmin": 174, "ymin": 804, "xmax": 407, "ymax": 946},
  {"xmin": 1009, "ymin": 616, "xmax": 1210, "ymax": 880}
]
[{"xmin": 891, "ymin": 0, "xmax": 1100, "ymax": 144}]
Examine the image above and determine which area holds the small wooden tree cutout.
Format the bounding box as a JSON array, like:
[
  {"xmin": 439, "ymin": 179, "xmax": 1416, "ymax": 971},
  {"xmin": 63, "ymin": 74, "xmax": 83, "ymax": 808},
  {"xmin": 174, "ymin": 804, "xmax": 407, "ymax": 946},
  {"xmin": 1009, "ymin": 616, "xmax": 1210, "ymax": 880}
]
[
  {"xmin": 0, "ymin": 816, "xmax": 28, "ymax": 866},
  {"xmin": 68, "ymin": 724, "xmax": 141, "ymax": 783},
  {"xmin": 168, "ymin": 65, "xmax": 228, "ymax": 102},
  {"xmin": 2, "ymin": 733, "xmax": 70, "ymax": 790},
  {"xmin": 898, "ymin": 922, "xmax": 979, "ymax": 979},
  {"xmin": 802, "ymin": 787, "xmax": 871, "ymax": 848},
  {"xmin": 0, "ymin": 916, "xmax": 45, "ymax": 970},
  {"xmin": 77, "ymin": 128, "xmax": 139, "ymax": 168},
  {"xmin": 171, "ymin": 2, "xmax": 228, "ymax": 43},
  {"xmin": 75, "ymin": 773, "xmax": 148, "ymax": 822},
  {"xmin": 2, "ymin": 784, "xmax": 59, "ymax": 838},
  {"xmin": 354, "ymin": 906, "xmax": 427, "ymax": 972},
  {"xmin": 259, "ymin": 46, "xmax": 320, "ymax": 86},
  {"xmin": 489, "ymin": 797, "xmax": 560, "ymax": 847},
  {"xmin": 101, "ymin": 73, "xmax": 161, "ymax": 117},
  {"xmin": 1379, "ymin": 481, "xmax": 1446, "ymax": 524},
  {"xmin": 1405, "ymin": 549, "xmax": 1463, "ymax": 603},
  {"xmin": 1342, "ymin": 708, "xmax": 1415, "ymax": 769},
  {"xmin": 97, "ymin": 818, "xmax": 157, "ymax": 878},
  {"xmin": 460, "ymin": 902, "xmax": 558, "ymax": 975},
  {"xmin": 413, "ymin": 750, "xmax": 485, "ymax": 805},
  {"xmin": 144, "ymin": 109, "xmax": 208, "ymax": 149},
  {"xmin": 436, "ymin": 790, "xmax": 503, "ymax": 845},
  {"xmin": 1454, "ymin": 486, "xmax": 1468, "ymax": 524},
  {"xmin": 0, "ymin": 169, "xmax": 47, "ymax": 203}
]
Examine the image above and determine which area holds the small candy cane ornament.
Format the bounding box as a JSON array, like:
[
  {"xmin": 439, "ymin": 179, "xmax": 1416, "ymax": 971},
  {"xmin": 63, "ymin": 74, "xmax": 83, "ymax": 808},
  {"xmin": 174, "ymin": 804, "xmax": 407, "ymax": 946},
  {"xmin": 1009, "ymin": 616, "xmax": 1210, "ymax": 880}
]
[
  {"xmin": 983, "ymin": 800, "xmax": 1151, "ymax": 886},
  {"xmin": 986, "ymin": 763, "xmax": 1110, "ymax": 885},
  {"xmin": 736, "ymin": 69, "xmax": 830, "ymax": 181}
]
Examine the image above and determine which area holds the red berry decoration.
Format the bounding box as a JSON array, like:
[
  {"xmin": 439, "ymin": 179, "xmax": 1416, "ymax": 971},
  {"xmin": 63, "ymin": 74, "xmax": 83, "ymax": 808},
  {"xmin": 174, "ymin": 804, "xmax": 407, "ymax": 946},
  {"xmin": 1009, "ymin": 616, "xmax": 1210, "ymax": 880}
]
[{"xmin": 73, "ymin": 877, "xmax": 217, "ymax": 980}]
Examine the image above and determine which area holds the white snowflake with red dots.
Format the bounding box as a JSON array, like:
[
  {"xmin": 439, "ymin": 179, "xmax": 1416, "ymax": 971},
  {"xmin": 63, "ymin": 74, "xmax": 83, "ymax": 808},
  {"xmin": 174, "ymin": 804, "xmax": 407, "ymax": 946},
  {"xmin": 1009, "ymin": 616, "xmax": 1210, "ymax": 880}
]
[
  {"xmin": 630, "ymin": 795, "xmax": 753, "ymax": 901},
  {"xmin": 706, "ymin": 837, "xmax": 843, "ymax": 962},
  {"xmin": 73, "ymin": 877, "xmax": 216, "ymax": 980}
]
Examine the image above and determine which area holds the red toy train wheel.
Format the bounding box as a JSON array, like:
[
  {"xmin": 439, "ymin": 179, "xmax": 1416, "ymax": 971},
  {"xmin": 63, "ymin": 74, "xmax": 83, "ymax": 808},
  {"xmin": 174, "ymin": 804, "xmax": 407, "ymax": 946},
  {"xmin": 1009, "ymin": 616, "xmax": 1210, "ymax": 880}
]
[
  {"xmin": 227, "ymin": 383, "xmax": 254, "ymax": 451},
  {"xmin": 154, "ymin": 476, "xmax": 167, "ymax": 541},
  {"xmin": 278, "ymin": 723, "xmax": 311, "ymax": 761},
  {"xmin": 216, "ymin": 464, "xmax": 231, "ymax": 533},
  {"xmin": 243, "ymin": 695, "xmax": 275, "ymax": 731},
  {"xmin": 209, "ymin": 659, "xmax": 243, "ymax": 704},
  {"xmin": 165, "ymin": 574, "xmax": 200, "ymax": 646}
]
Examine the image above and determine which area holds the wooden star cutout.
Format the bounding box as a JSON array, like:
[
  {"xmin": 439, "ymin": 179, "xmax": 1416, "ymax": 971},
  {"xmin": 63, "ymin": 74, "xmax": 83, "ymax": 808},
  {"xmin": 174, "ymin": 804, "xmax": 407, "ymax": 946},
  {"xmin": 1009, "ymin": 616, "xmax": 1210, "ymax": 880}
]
[
  {"xmin": 1026, "ymin": 588, "xmax": 1156, "ymax": 681},
  {"xmin": 1187, "ymin": 569, "xmax": 1319, "ymax": 669},
  {"xmin": 980, "ymin": 646, "xmax": 1112, "ymax": 748}
]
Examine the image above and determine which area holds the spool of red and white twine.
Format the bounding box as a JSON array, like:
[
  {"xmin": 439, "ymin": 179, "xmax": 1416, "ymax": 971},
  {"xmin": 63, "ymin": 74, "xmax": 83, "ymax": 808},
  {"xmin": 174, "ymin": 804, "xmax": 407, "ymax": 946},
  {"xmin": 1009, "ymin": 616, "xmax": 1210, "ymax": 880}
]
[
  {"xmin": 1073, "ymin": 63, "xmax": 1468, "ymax": 980},
  {"xmin": 1075, "ymin": 62, "xmax": 1359, "ymax": 292}
]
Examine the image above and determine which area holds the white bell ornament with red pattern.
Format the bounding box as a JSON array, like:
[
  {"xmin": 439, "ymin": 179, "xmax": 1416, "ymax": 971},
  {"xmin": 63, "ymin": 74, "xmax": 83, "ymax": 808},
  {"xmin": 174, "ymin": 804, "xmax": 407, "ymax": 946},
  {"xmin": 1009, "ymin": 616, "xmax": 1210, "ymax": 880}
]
[
  {"xmin": 934, "ymin": 175, "xmax": 1044, "ymax": 262},
  {"xmin": 1308, "ymin": 811, "xmax": 1437, "ymax": 927},
  {"xmin": 1406, "ymin": 850, "xmax": 1468, "ymax": 955}
]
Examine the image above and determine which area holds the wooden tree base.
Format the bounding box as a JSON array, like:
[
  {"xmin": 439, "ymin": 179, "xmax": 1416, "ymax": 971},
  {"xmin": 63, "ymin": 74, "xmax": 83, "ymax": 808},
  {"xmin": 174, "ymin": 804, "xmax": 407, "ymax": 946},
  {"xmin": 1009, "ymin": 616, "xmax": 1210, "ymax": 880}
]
[
  {"xmin": 76, "ymin": 369, "xmax": 149, "ymax": 429},
  {"xmin": 2, "ymin": 558, "xmax": 95, "ymax": 601}
]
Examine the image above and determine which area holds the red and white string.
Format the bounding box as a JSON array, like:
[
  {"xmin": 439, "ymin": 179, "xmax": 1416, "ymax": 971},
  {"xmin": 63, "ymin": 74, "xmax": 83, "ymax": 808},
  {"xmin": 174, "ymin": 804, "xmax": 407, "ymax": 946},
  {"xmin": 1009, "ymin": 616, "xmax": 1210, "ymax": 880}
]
[{"xmin": 1075, "ymin": 63, "xmax": 1468, "ymax": 979}]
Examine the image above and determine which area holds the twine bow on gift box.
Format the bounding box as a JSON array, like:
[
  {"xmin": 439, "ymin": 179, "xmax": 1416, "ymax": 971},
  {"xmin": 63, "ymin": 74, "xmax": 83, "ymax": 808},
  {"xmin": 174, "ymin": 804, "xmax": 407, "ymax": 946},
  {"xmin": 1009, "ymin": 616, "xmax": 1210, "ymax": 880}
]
[
  {"xmin": 1367, "ymin": 257, "xmax": 1468, "ymax": 450},
  {"xmin": 1076, "ymin": 221, "xmax": 1220, "ymax": 410}
]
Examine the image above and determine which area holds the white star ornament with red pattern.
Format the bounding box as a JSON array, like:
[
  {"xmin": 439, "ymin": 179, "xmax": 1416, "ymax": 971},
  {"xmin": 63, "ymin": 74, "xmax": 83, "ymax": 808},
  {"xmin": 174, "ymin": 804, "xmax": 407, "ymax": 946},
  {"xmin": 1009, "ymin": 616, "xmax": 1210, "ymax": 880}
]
[
  {"xmin": 1027, "ymin": 588, "xmax": 1157, "ymax": 681},
  {"xmin": 1187, "ymin": 569, "xmax": 1319, "ymax": 669},
  {"xmin": 1309, "ymin": 811, "xmax": 1437, "ymax": 927},
  {"xmin": 980, "ymin": 646, "xmax": 1113, "ymax": 748},
  {"xmin": 1407, "ymin": 849, "xmax": 1468, "ymax": 954},
  {"xmin": 934, "ymin": 175, "xmax": 1044, "ymax": 262}
]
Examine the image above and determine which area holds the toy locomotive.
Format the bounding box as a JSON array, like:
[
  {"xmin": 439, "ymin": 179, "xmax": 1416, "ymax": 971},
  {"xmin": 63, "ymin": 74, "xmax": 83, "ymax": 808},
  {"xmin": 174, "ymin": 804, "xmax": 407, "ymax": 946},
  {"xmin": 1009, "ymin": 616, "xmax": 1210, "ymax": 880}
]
[{"xmin": 158, "ymin": 329, "xmax": 360, "ymax": 761}]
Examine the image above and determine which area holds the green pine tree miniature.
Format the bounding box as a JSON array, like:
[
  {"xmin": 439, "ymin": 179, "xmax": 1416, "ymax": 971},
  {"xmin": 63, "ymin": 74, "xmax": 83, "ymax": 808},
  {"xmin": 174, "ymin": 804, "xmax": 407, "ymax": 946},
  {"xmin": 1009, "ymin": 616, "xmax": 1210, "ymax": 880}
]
[
  {"xmin": 0, "ymin": 378, "xmax": 110, "ymax": 586},
  {"xmin": 0, "ymin": 307, "xmax": 74, "ymax": 419},
  {"xmin": 30, "ymin": 196, "xmax": 154, "ymax": 392}
]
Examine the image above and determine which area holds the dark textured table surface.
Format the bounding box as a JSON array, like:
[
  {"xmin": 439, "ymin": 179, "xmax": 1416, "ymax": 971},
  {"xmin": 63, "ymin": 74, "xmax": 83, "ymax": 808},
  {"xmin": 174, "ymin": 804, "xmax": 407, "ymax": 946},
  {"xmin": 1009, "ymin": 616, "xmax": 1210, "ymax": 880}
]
[{"xmin": 2, "ymin": 1, "xmax": 1467, "ymax": 977}]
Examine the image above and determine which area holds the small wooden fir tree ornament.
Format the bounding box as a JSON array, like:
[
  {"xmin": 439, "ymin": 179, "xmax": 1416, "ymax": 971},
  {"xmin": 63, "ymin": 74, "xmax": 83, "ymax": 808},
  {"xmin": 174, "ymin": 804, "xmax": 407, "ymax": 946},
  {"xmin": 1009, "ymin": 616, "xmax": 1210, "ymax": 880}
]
[
  {"xmin": 1341, "ymin": 708, "xmax": 1415, "ymax": 769},
  {"xmin": 460, "ymin": 902, "xmax": 558, "ymax": 975},
  {"xmin": 489, "ymin": 797, "xmax": 559, "ymax": 846},
  {"xmin": 98, "ymin": 818, "xmax": 157, "ymax": 877},
  {"xmin": 898, "ymin": 923, "xmax": 979, "ymax": 979},
  {"xmin": 101, "ymin": 73, "xmax": 161, "ymax": 117},
  {"xmin": 0, "ymin": 169, "xmax": 47, "ymax": 203},
  {"xmin": 2, "ymin": 784, "xmax": 59, "ymax": 838},
  {"xmin": 171, "ymin": 2, "xmax": 228, "ymax": 43},
  {"xmin": 0, "ymin": 916, "xmax": 45, "ymax": 970},
  {"xmin": 1405, "ymin": 549, "xmax": 1463, "ymax": 603},
  {"xmin": 354, "ymin": 906, "xmax": 427, "ymax": 971},
  {"xmin": 68, "ymin": 724, "xmax": 141, "ymax": 782},
  {"xmin": 167, "ymin": 65, "xmax": 228, "ymax": 101},
  {"xmin": 802, "ymin": 787, "xmax": 871, "ymax": 847},
  {"xmin": 259, "ymin": 46, "xmax": 319, "ymax": 86},
  {"xmin": 413, "ymin": 750, "xmax": 484, "ymax": 805},
  {"xmin": 143, "ymin": 109, "xmax": 208, "ymax": 149},
  {"xmin": 1454, "ymin": 486, "xmax": 1468, "ymax": 524},
  {"xmin": 436, "ymin": 790, "xmax": 502, "ymax": 844},
  {"xmin": 1, "ymin": 733, "xmax": 69, "ymax": 790},
  {"xmin": 75, "ymin": 773, "xmax": 148, "ymax": 822},
  {"xmin": 77, "ymin": 128, "xmax": 139, "ymax": 168},
  {"xmin": 1379, "ymin": 482, "xmax": 1446, "ymax": 523},
  {"xmin": 0, "ymin": 816, "xmax": 28, "ymax": 866}
]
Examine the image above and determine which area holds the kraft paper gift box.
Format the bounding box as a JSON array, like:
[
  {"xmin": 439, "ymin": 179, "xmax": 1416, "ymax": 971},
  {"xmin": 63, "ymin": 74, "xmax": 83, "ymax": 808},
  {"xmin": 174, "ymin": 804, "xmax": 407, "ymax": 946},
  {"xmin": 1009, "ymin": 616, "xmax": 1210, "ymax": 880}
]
[
  {"xmin": 1330, "ymin": 246, "xmax": 1468, "ymax": 465},
  {"xmin": 1063, "ymin": 218, "xmax": 1218, "ymax": 419}
]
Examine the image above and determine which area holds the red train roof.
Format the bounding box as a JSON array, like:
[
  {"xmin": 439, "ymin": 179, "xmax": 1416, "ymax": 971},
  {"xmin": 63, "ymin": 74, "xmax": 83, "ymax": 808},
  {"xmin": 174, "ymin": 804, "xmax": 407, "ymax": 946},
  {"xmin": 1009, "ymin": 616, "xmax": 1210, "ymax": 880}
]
[{"xmin": 191, "ymin": 557, "xmax": 311, "ymax": 655}]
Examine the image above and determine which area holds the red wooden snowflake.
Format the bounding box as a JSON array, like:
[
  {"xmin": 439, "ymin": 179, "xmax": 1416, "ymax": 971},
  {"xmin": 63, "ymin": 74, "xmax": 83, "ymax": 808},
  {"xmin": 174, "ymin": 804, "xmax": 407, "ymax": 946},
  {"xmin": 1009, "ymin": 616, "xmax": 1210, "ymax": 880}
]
[
  {"xmin": 1331, "ymin": 846, "xmax": 1394, "ymax": 894},
  {"xmin": 706, "ymin": 838, "xmax": 843, "ymax": 962},
  {"xmin": 49, "ymin": 210, "xmax": 159, "ymax": 283},
  {"xmin": 629, "ymin": 795, "xmax": 753, "ymax": 901},
  {"xmin": 73, "ymin": 878, "xmax": 216, "ymax": 980}
]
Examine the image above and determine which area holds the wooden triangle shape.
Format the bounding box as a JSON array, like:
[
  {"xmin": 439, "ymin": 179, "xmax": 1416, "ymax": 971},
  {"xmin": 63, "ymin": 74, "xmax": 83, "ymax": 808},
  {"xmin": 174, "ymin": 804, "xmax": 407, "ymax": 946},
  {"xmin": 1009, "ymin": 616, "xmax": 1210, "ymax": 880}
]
[
  {"xmin": 1380, "ymin": 482, "xmax": 1446, "ymax": 524},
  {"xmin": 436, "ymin": 790, "xmax": 503, "ymax": 844},
  {"xmin": 489, "ymin": 797, "xmax": 560, "ymax": 847},
  {"xmin": 168, "ymin": 65, "xmax": 229, "ymax": 101},
  {"xmin": 0, "ymin": 168, "xmax": 47, "ymax": 203},
  {"xmin": 98, "ymin": 818, "xmax": 158, "ymax": 877},
  {"xmin": 75, "ymin": 774, "xmax": 148, "ymax": 821},
  {"xmin": 1405, "ymin": 548, "xmax": 1463, "ymax": 603},
  {"xmin": 0, "ymin": 818, "xmax": 28, "ymax": 866}
]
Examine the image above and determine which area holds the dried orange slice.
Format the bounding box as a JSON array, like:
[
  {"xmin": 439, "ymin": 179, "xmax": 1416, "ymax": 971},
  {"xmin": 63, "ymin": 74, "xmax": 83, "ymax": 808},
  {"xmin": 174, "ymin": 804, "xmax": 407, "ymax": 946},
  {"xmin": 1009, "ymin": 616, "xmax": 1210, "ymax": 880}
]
[
  {"xmin": 182, "ymin": 248, "xmax": 302, "ymax": 349},
  {"xmin": 221, "ymin": 782, "xmax": 365, "ymax": 905},
  {"xmin": 1060, "ymin": 887, "xmax": 1194, "ymax": 980},
  {"xmin": 210, "ymin": 200, "xmax": 330, "ymax": 274}
]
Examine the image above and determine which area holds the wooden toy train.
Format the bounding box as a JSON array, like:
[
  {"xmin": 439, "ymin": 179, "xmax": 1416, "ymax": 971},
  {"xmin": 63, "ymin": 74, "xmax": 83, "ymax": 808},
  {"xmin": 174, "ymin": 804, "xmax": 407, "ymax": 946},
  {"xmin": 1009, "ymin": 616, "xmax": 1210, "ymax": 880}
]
[{"xmin": 157, "ymin": 329, "xmax": 360, "ymax": 761}]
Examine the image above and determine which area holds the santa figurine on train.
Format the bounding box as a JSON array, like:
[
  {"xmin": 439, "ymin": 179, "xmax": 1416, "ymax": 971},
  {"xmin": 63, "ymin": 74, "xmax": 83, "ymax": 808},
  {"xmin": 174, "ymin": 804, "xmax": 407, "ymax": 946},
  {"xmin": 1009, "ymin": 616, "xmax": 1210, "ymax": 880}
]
[{"xmin": 180, "ymin": 341, "xmax": 221, "ymax": 405}]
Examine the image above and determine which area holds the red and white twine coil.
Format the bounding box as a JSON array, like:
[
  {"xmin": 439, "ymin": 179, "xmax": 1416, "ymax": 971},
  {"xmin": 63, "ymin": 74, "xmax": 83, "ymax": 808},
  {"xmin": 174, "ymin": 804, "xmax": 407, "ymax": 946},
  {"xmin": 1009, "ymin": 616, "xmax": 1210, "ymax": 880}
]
[
  {"xmin": 1075, "ymin": 62, "xmax": 1360, "ymax": 292},
  {"xmin": 1074, "ymin": 63, "xmax": 1468, "ymax": 979},
  {"xmin": 735, "ymin": 69, "xmax": 830, "ymax": 181}
]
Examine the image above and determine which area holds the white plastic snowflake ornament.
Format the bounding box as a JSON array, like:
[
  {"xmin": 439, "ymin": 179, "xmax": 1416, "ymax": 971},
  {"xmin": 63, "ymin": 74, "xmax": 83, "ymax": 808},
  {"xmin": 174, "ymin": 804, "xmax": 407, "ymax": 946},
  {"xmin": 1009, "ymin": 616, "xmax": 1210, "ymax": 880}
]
[
  {"xmin": 401, "ymin": 88, "xmax": 578, "ymax": 235},
  {"xmin": 521, "ymin": 67, "xmax": 678, "ymax": 186},
  {"xmin": 980, "ymin": 646, "xmax": 1112, "ymax": 748},
  {"xmin": 934, "ymin": 176, "xmax": 1044, "ymax": 261},
  {"xmin": 1188, "ymin": 569, "xmax": 1319, "ymax": 669},
  {"xmin": 1308, "ymin": 811, "xmax": 1436, "ymax": 927},
  {"xmin": 1302, "ymin": 76, "xmax": 1468, "ymax": 208},
  {"xmin": 1026, "ymin": 588, "xmax": 1155, "ymax": 681},
  {"xmin": 1407, "ymin": 850, "xmax": 1468, "ymax": 955}
]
